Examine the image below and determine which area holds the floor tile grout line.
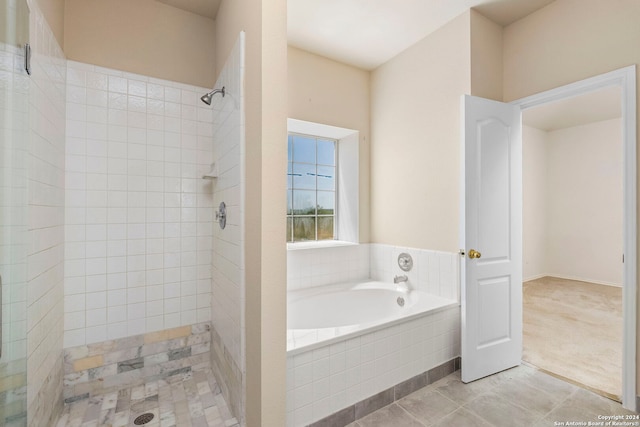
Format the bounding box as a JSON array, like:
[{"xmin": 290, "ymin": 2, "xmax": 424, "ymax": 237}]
[
  {"xmin": 462, "ymin": 388, "xmax": 548, "ymax": 426},
  {"xmin": 479, "ymin": 385, "xmax": 547, "ymax": 421},
  {"xmin": 530, "ymin": 381, "xmax": 581, "ymax": 421},
  {"xmin": 392, "ymin": 402, "xmax": 431, "ymax": 426},
  {"xmin": 462, "ymin": 401, "xmax": 499, "ymax": 427}
]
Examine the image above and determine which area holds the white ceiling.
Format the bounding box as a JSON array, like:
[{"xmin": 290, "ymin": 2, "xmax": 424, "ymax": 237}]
[
  {"xmin": 523, "ymin": 86, "xmax": 622, "ymax": 132},
  {"xmin": 156, "ymin": 0, "xmax": 556, "ymax": 70},
  {"xmin": 288, "ymin": 0, "xmax": 556, "ymax": 70},
  {"xmin": 151, "ymin": 3, "xmax": 620, "ymax": 150}
]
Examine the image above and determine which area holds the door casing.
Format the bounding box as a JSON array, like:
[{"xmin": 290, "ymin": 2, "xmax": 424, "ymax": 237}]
[{"xmin": 510, "ymin": 65, "xmax": 637, "ymax": 411}]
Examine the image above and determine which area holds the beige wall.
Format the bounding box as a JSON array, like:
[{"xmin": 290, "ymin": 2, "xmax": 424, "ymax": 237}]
[
  {"xmin": 546, "ymin": 119, "xmax": 623, "ymax": 285},
  {"xmin": 34, "ymin": 0, "xmax": 64, "ymax": 48},
  {"xmin": 470, "ymin": 9, "xmax": 503, "ymax": 101},
  {"xmin": 503, "ymin": 0, "xmax": 640, "ymax": 102},
  {"xmin": 370, "ymin": 11, "xmax": 470, "ymax": 251},
  {"xmin": 215, "ymin": 0, "xmax": 287, "ymax": 425},
  {"xmin": 523, "ymin": 125, "xmax": 548, "ymax": 280},
  {"xmin": 503, "ymin": 0, "xmax": 640, "ymax": 395},
  {"xmin": 523, "ymin": 121, "xmax": 623, "ymax": 285},
  {"xmin": 64, "ymin": 0, "xmax": 216, "ymax": 88},
  {"xmin": 287, "ymin": 46, "xmax": 371, "ymax": 242}
]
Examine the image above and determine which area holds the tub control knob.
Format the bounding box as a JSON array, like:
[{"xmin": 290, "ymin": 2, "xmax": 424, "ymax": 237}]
[{"xmin": 468, "ymin": 249, "xmax": 482, "ymax": 259}]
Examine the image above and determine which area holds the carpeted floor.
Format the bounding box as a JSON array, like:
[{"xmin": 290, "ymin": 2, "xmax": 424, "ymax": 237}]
[{"xmin": 523, "ymin": 276, "xmax": 622, "ymax": 401}]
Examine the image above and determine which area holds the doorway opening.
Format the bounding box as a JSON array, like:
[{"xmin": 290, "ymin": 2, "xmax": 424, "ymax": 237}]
[
  {"xmin": 521, "ymin": 86, "xmax": 623, "ymax": 400},
  {"xmin": 512, "ymin": 66, "xmax": 636, "ymax": 410}
]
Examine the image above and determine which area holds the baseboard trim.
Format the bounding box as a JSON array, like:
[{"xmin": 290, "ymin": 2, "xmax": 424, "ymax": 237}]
[
  {"xmin": 523, "ymin": 274, "xmax": 547, "ymax": 282},
  {"xmin": 525, "ymin": 274, "xmax": 622, "ymax": 288}
]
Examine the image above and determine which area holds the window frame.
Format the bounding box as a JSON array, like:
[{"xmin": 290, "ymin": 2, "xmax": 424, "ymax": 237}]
[
  {"xmin": 287, "ymin": 118, "xmax": 359, "ymax": 249},
  {"xmin": 287, "ymin": 131, "xmax": 338, "ymax": 242}
]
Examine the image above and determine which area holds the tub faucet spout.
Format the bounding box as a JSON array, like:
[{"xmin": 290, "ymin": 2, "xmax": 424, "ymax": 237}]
[
  {"xmin": 394, "ymin": 275, "xmax": 408, "ymax": 284},
  {"xmin": 394, "ymin": 275, "xmax": 409, "ymax": 293}
]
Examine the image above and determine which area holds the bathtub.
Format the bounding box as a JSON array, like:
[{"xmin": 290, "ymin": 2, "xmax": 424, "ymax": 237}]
[
  {"xmin": 286, "ymin": 280, "xmax": 457, "ymax": 354},
  {"xmin": 286, "ymin": 280, "xmax": 460, "ymax": 426}
]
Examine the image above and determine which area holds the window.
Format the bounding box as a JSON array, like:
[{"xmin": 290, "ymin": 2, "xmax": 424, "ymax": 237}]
[
  {"xmin": 287, "ymin": 118, "xmax": 359, "ymax": 247},
  {"xmin": 287, "ymin": 133, "xmax": 337, "ymax": 242}
]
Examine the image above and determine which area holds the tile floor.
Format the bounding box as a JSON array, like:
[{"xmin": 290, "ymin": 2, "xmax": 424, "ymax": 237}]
[
  {"xmin": 56, "ymin": 366, "xmax": 239, "ymax": 427},
  {"xmin": 347, "ymin": 364, "xmax": 638, "ymax": 427}
]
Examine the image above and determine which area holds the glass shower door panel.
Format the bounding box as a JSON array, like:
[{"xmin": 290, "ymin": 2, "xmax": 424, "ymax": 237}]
[{"xmin": 0, "ymin": 0, "xmax": 29, "ymax": 424}]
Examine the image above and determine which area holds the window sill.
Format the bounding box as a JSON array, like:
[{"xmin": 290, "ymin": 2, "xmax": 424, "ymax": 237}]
[{"xmin": 287, "ymin": 240, "xmax": 358, "ymax": 251}]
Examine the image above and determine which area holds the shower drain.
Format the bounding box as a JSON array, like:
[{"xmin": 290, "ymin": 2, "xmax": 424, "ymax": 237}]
[{"xmin": 133, "ymin": 413, "xmax": 155, "ymax": 425}]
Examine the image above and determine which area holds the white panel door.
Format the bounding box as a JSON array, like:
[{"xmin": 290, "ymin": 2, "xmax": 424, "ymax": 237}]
[{"xmin": 460, "ymin": 95, "xmax": 523, "ymax": 383}]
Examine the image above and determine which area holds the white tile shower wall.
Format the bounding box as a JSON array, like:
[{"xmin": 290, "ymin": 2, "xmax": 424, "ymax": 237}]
[
  {"xmin": 286, "ymin": 244, "xmax": 370, "ymax": 291},
  {"xmin": 210, "ymin": 32, "xmax": 245, "ymax": 420},
  {"xmin": 63, "ymin": 60, "xmax": 215, "ymax": 347},
  {"xmin": 26, "ymin": 1, "xmax": 67, "ymax": 425},
  {"xmin": 0, "ymin": 41, "xmax": 29, "ymax": 369},
  {"xmin": 0, "ymin": 27, "xmax": 30, "ymax": 427},
  {"xmin": 285, "ymin": 306, "xmax": 461, "ymax": 426},
  {"xmin": 370, "ymin": 244, "xmax": 459, "ymax": 301}
]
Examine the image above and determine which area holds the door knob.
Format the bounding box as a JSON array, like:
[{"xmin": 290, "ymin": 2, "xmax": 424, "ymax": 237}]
[{"xmin": 468, "ymin": 249, "xmax": 482, "ymax": 259}]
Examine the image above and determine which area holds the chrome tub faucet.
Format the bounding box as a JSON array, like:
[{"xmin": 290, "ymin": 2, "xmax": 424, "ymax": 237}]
[
  {"xmin": 394, "ymin": 274, "xmax": 409, "ymax": 292},
  {"xmin": 394, "ymin": 275, "xmax": 408, "ymax": 284}
]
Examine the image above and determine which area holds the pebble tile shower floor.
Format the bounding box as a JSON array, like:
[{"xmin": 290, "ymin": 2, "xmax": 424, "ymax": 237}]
[{"xmin": 56, "ymin": 366, "xmax": 239, "ymax": 427}]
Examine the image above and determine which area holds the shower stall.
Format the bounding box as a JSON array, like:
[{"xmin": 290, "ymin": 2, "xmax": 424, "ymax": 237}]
[{"xmin": 0, "ymin": 0, "xmax": 248, "ymax": 424}]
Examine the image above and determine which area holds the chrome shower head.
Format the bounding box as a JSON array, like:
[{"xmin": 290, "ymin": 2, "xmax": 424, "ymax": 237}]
[{"xmin": 200, "ymin": 86, "xmax": 225, "ymax": 105}]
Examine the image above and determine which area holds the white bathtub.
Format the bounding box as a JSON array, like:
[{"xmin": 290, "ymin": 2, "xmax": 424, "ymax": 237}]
[{"xmin": 287, "ymin": 280, "xmax": 457, "ymax": 354}]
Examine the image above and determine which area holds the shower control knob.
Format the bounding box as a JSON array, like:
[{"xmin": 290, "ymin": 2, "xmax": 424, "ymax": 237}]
[{"xmin": 468, "ymin": 249, "xmax": 482, "ymax": 259}]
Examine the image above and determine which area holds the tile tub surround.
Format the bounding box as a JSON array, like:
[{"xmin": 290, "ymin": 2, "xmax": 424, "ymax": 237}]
[
  {"xmin": 286, "ymin": 305, "xmax": 460, "ymax": 426},
  {"xmin": 287, "ymin": 283, "xmax": 457, "ymax": 353},
  {"xmin": 309, "ymin": 358, "xmax": 459, "ymax": 427},
  {"xmin": 62, "ymin": 323, "xmax": 211, "ymax": 404},
  {"xmin": 287, "ymin": 243, "xmax": 458, "ymax": 303},
  {"xmin": 57, "ymin": 365, "xmax": 239, "ymax": 427},
  {"xmin": 369, "ymin": 244, "xmax": 459, "ymax": 301},
  {"xmin": 287, "ymin": 244, "xmax": 370, "ymax": 291}
]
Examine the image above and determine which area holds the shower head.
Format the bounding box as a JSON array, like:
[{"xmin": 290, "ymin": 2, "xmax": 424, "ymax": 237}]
[{"xmin": 200, "ymin": 86, "xmax": 225, "ymax": 105}]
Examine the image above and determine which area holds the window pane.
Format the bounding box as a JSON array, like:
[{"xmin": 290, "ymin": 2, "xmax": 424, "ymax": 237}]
[
  {"xmin": 287, "ymin": 190, "xmax": 292, "ymax": 215},
  {"xmin": 293, "ymin": 190, "xmax": 315, "ymax": 215},
  {"xmin": 317, "ymin": 139, "xmax": 335, "ymax": 165},
  {"xmin": 287, "ymin": 217, "xmax": 293, "ymax": 242},
  {"xmin": 293, "ymin": 217, "xmax": 315, "ymax": 241},
  {"xmin": 293, "ymin": 135, "xmax": 316, "ymax": 163},
  {"xmin": 317, "ymin": 165, "xmax": 335, "ymax": 191},
  {"xmin": 317, "ymin": 191, "xmax": 334, "ymax": 215},
  {"xmin": 288, "ymin": 135, "xmax": 293, "ymax": 162},
  {"xmin": 318, "ymin": 216, "xmax": 334, "ymax": 240},
  {"xmin": 292, "ymin": 162, "xmax": 315, "ymax": 189},
  {"xmin": 287, "ymin": 162, "xmax": 293, "ymax": 189}
]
